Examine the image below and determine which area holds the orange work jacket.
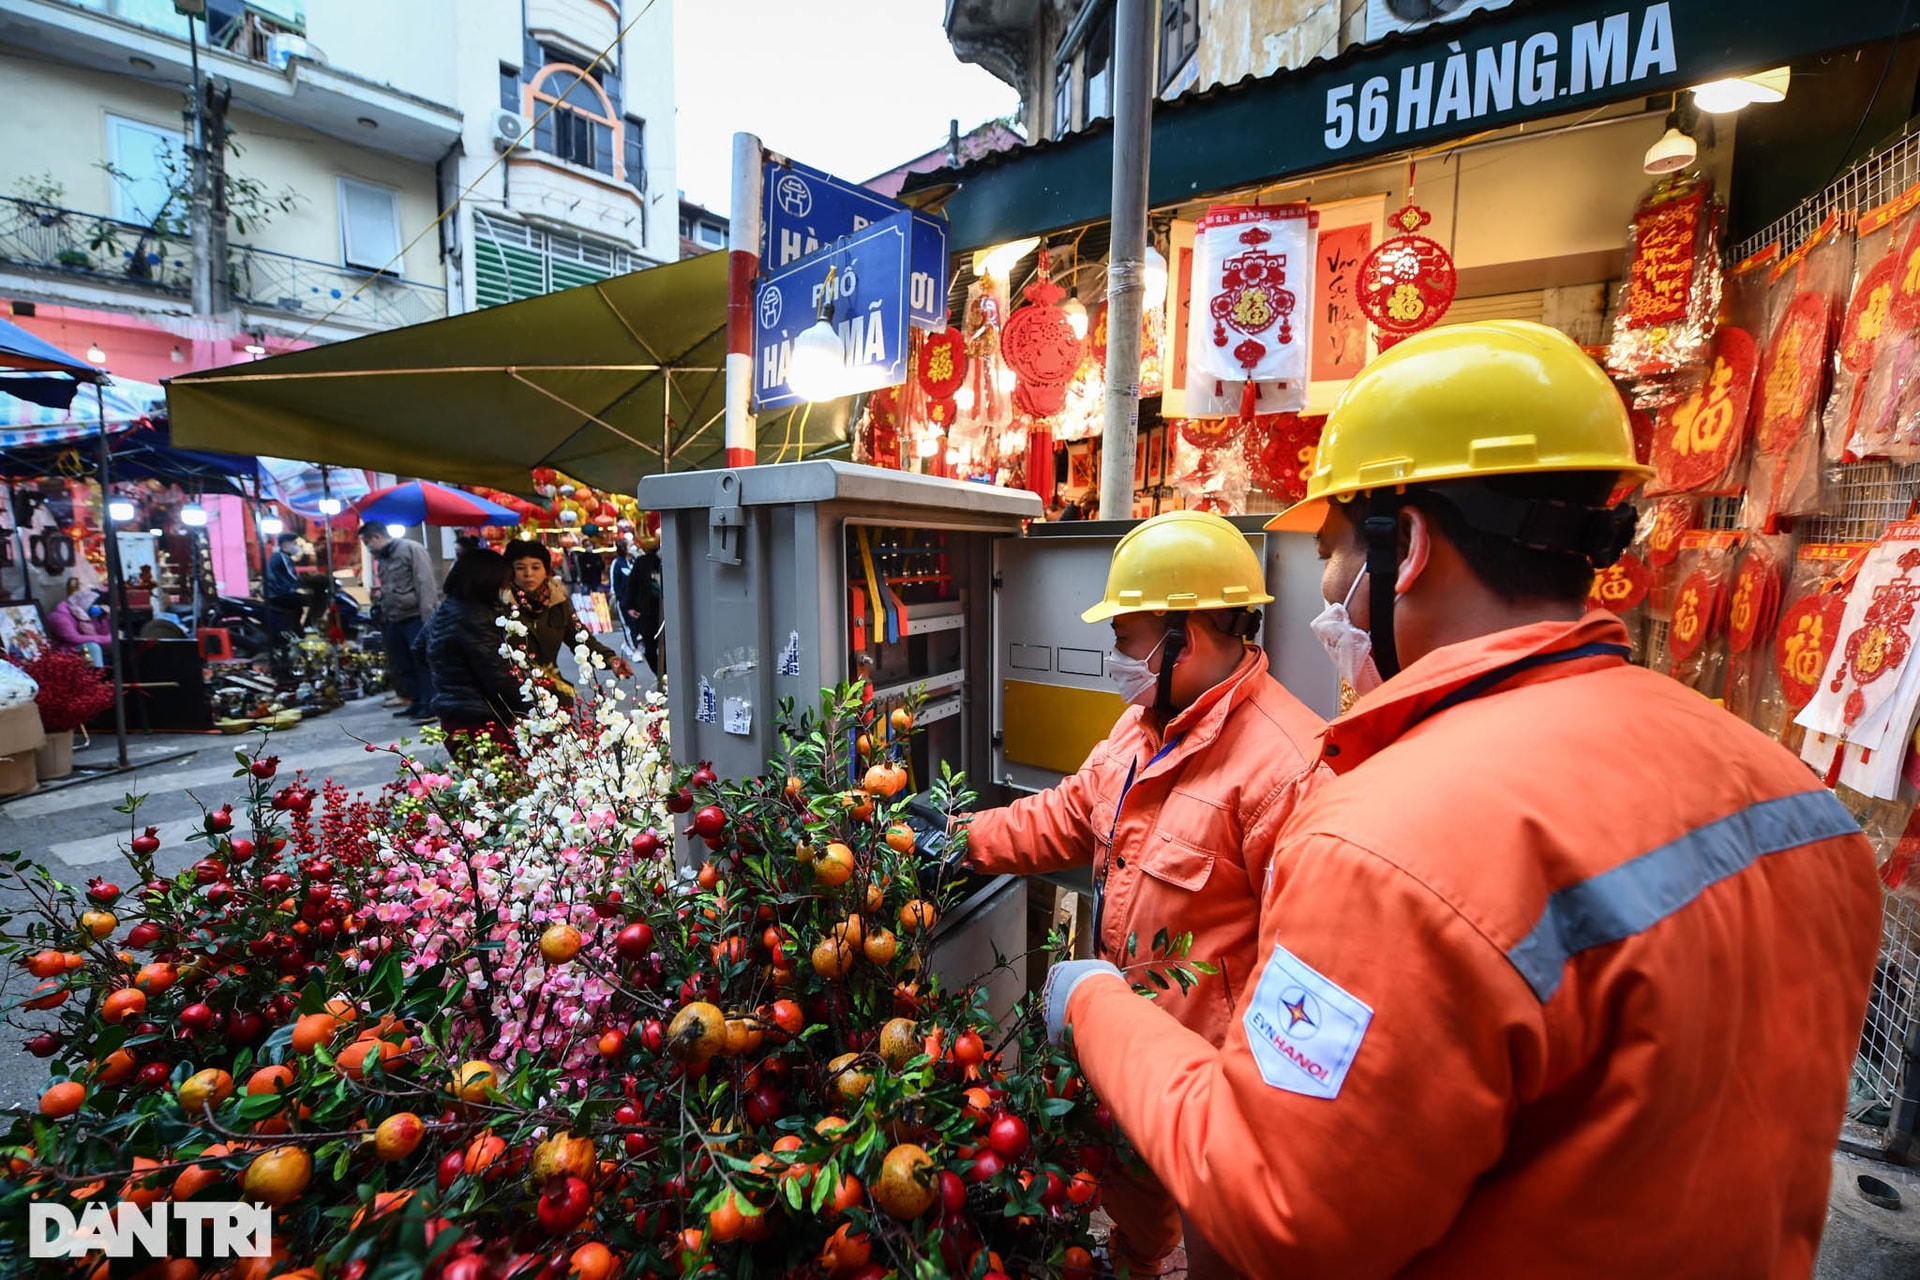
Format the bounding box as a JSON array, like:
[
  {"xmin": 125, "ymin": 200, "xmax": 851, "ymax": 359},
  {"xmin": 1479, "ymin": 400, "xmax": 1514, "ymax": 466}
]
[
  {"xmin": 969, "ymin": 646, "xmax": 1328, "ymax": 1046},
  {"xmin": 1065, "ymin": 613, "xmax": 1882, "ymax": 1278}
]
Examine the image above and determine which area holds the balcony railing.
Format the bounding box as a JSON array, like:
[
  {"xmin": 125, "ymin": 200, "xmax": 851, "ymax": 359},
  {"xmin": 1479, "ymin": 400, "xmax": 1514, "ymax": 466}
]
[{"xmin": 0, "ymin": 197, "xmax": 447, "ymax": 330}]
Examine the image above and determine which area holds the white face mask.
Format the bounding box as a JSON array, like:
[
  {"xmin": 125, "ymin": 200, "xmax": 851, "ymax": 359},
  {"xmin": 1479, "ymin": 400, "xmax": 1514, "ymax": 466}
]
[
  {"xmin": 1311, "ymin": 569, "xmax": 1383, "ymax": 714},
  {"xmin": 1107, "ymin": 633, "xmax": 1168, "ymax": 707}
]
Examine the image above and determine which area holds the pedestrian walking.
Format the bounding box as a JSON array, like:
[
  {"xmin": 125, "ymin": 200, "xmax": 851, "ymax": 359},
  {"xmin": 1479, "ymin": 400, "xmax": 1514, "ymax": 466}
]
[{"xmin": 359, "ymin": 523, "xmax": 439, "ymax": 722}]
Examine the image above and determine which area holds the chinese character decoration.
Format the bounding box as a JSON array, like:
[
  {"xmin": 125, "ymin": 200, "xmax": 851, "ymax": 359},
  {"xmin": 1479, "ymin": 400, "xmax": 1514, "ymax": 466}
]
[
  {"xmin": 1357, "ymin": 200, "xmax": 1455, "ymax": 352},
  {"xmin": 1001, "ymin": 249, "xmax": 1085, "ymax": 421},
  {"xmin": 1607, "ymin": 175, "xmax": 1723, "ymax": 386},
  {"xmin": 1666, "ymin": 569, "xmax": 1721, "ymax": 668},
  {"xmin": 1650, "ymin": 326, "xmax": 1757, "ymax": 493},
  {"xmin": 916, "ymin": 325, "xmax": 968, "ymax": 431},
  {"xmin": 1587, "ymin": 552, "xmax": 1652, "ymax": 614},
  {"xmin": 1184, "ymin": 203, "xmax": 1316, "ymax": 423},
  {"xmin": 1891, "ymin": 219, "xmax": 1920, "ymax": 329},
  {"xmin": 1644, "ymin": 497, "xmax": 1697, "ymax": 569},
  {"xmin": 1841, "ymin": 252, "xmax": 1898, "ymax": 373},
  {"xmin": 1725, "ymin": 548, "xmax": 1782, "ymax": 655},
  {"xmin": 1751, "ymin": 288, "xmax": 1833, "ymax": 522},
  {"xmin": 1240, "ymin": 412, "xmax": 1327, "ymax": 503},
  {"xmin": 1775, "ymin": 590, "xmax": 1847, "ymax": 711},
  {"xmin": 858, "ymin": 386, "xmax": 902, "ymax": 470},
  {"xmin": 1826, "ymin": 546, "xmax": 1920, "ymax": 727}
]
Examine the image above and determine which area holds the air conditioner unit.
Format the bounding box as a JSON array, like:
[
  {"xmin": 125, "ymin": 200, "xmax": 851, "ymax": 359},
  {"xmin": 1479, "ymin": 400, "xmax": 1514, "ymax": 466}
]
[{"xmin": 492, "ymin": 110, "xmax": 530, "ymax": 153}]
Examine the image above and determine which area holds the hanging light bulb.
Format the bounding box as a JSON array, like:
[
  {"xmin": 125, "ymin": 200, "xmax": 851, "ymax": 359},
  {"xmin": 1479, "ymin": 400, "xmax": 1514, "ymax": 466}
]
[
  {"xmin": 996, "ymin": 367, "xmax": 1018, "ymax": 393},
  {"xmin": 955, "ymin": 385, "xmax": 976, "ymax": 413},
  {"xmin": 917, "ymin": 434, "xmax": 941, "ymax": 458},
  {"xmin": 385, "ymin": 523, "xmax": 409, "ymax": 538},
  {"xmin": 1062, "ymin": 295, "xmax": 1089, "ymax": 340},
  {"xmin": 258, "ymin": 514, "xmax": 285, "ymax": 536},
  {"xmin": 107, "ymin": 498, "xmax": 136, "ymax": 523},
  {"xmin": 180, "ymin": 503, "xmax": 208, "ymax": 528},
  {"xmin": 1143, "ymin": 245, "xmax": 1169, "ymax": 311},
  {"xmin": 787, "ymin": 318, "xmax": 847, "ymax": 403},
  {"xmin": 971, "ymin": 237, "xmax": 1041, "ymax": 282},
  {"xmin": 86, "ymin": 343, "xmax": 106, "ymax": 364},
  {"xmin": 1690, "ymin": 66, "xmax": 1789, "ymax": 114},
  {"xmin": 317, "ymin": 497, "xmax": 343, "ymax": 516}
]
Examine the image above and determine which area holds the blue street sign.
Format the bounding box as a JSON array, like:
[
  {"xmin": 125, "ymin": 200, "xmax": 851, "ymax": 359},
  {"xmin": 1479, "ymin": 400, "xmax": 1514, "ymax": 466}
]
[
  {"xmin": 762, "ymin": 157, "xmax": 949, "ymax": 330},
  {"xmin": 753, "ymin": 210, "xmax": 911, "ymax": 412}
]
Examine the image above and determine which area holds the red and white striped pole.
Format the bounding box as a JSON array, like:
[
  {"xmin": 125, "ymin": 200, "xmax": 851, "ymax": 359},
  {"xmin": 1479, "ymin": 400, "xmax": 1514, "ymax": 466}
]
[{"xmin": 725, "ymin": 132, "xmax": 764, "ymax": 469}]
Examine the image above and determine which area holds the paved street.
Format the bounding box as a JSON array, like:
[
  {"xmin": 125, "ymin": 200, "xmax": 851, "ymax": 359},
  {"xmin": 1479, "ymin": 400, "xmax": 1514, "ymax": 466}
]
[{"xmin": 0, "ymin": 694, "xmax": 438, "ymax": 1113}]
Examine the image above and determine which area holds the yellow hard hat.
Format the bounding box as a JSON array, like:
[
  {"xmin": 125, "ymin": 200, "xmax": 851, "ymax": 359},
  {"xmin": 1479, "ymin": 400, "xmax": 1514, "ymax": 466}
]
[
  {"xmin": 1267, "ymin": 320, "xmax": 1650, "ymax": 532},
  {"xmin": 1081, "ymin": 511, "xmax": 1274, "ymax": 623}
]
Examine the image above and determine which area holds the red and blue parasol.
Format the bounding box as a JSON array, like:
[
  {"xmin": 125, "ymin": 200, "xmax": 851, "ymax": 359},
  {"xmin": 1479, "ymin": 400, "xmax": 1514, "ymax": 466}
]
[{"xmin": 352, "ymin": 479, "xmax": 521, "ymax": 527}]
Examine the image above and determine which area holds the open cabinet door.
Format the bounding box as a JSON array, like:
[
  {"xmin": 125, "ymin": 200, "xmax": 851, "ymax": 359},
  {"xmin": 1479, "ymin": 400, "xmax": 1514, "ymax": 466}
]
[{"xmin": 991, "ymin": 528, "xmax": 1132, "ymax": 795}]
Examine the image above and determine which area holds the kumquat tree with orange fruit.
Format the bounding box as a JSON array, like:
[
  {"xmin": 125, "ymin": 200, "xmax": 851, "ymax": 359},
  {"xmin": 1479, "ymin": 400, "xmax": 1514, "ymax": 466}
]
[{"xmin": 0, "ymin": 671, "xmax": 1194, "ymax": 1279}]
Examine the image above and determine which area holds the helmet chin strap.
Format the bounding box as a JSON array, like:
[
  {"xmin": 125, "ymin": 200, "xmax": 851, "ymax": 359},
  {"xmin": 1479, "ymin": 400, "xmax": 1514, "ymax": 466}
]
[
  {"xmin": 1152, "ymin": 614, "xmax": 1190, "ymax": 724},
  {"xmin": 1364, "ymin": 491, "xmax": 1402, "ymax": 681}
]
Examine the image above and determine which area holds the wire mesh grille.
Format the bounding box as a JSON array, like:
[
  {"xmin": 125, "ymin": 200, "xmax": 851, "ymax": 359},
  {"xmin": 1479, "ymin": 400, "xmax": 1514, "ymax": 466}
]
[
  {"xmin": 1733, "ymin": 128, "xmax": 1920, "ymax": 264},
  {"xmin": 1733, "ymin": 128, "xmax": 1920, "ymax": 1133}
]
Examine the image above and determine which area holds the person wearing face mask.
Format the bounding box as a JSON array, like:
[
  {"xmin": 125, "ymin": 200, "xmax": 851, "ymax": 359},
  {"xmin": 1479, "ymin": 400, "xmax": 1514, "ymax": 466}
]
[
  {"xmin": 959, "ymin": 509, "xmax": 1329, "ymax": 1278},
  {"xmin": 1040, "ymin": 321, "xmax": 1882, "ymax": 1278}
]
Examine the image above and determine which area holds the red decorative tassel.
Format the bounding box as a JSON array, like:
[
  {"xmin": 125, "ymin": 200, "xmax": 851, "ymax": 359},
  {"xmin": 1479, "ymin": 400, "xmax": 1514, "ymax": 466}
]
[{"xmin": 1239, "ymin": 380, "xmax": 1259, "ymax": 423}]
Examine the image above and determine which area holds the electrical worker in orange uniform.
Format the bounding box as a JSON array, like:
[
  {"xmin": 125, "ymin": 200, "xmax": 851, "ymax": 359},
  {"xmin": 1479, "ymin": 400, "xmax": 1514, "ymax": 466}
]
[
  {"xmin": 963, "ymin": 510, "xmax": 1330, "ymax": 1277},
  {"xmin": 1041, "ymin": 321, "xmax": 1885, "ymax": 1278}
]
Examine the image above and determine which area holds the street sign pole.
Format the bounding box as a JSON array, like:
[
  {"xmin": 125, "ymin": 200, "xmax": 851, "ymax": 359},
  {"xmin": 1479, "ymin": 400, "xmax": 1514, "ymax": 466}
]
[{"xmin": 726, "ymin": 133, "xmax": 764, "ymax": 469}]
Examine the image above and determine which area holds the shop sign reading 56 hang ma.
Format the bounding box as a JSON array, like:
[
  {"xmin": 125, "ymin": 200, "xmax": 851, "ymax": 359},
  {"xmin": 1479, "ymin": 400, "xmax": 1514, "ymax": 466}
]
[{"xmin": 1322, "ymin": 2, "xmax": 1677, "ymax": 153}]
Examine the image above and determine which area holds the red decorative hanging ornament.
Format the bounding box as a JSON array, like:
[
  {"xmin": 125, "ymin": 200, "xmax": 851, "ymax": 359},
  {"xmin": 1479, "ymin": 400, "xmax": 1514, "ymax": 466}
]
[
  {"xmin": 1667, "ymin": 570, "xmax": 1721, "ymax": 666},
  {"xmin": 1001, "ymin": 250, "xmax": 1086, "ymax": 420},
  {"xmin": 1177, "ymin": 416, "xmax": 1242, "ymax": 452},
  {"xmin": 1753, "ymin": 291, "xmax": 1831, "ymax": 454},
  {"xmin": 1645, "ymin": 497, "xmax": 1695, "ymax": 569},
  {"xmin": 1586, "ymin": 552, "xmax": 1652, "ymax": 614},
  {"xmin": 1828, "ymin": 546, "xmax": 1920, "ymax": 727},
  {"xmin": 1241, "ymin": 412, "xmax": 1326, "ymax": 503},
  {"xmin": 864, "ymin": 386, "xmax": 902, "ymax": 470},
  {"xmin": 1841, "ymin": 253, "xmax": 1899, "ymax": 373},
  {"xmin": 1726, "ymin": 551, "xmax": 1781, "ymax": 654},
  {"xmin": 916, "ymin": 325, "xmax": 967, "ymax": 430},
  {"xmin": 1776, "ymin": 590, "xmax": 1849, "ymax": 711},
  {"xmin": 1891, "ymin": 220, "xmax": 1920, "ymax": 330},
  {"xmin": 1651, "ymin": 325, "xmax": 1757, "ymax": 492},
  {"xmin": 1357, "ymin": 197, "xmax": 1456, "ymax": 351}
]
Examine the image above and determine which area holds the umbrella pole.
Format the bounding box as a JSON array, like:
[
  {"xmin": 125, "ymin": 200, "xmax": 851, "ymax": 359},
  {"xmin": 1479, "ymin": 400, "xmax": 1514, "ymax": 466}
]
[
  {"xmin": 3, "ymin": 472, "xmax": 20, "ymax": 603},
  {"xmin": 96, "ymin": 386, "xmax": 129, "ymax": 769}
]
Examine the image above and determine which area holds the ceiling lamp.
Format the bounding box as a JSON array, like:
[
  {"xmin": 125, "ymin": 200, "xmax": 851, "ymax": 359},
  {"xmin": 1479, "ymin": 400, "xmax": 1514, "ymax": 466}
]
[
  {"xmin": 86, "ymin": 344, "xmax": 106, "ymax": 364},
  {"xmin": 107, "ymin": 499, "xmax": 136, "ymax": 523},
  {"xmin": 1643, "ymin": 119, "xmax": 1697, "ymax": 175},
  {"xmin": 1691, "ymin": 67, "xmax": 1790, "ymax": 114},
  {"xmin": 180, "ymin": 503, "xmax": 208, "ymax": 528},
  {"xmin": 1062, "ymin": 294, "xmax": 1089, "ymax": 340},
  {"xmin": 1143, "ymin": 245, "xmax": 1169, "ymax": 311},
  {"xmin": 258, "ymin": 514, "xmax": 285, "ymax": 536},
  {"xmin": 971, "ymin": 237, "xmax": 1040, "ymax": 281}
]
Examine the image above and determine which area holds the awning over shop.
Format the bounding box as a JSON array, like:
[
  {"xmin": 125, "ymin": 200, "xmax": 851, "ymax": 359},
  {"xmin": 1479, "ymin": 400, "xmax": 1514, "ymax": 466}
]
[
  {"xmin": 908, "ymin": 0, "xmax": 1920, "ymax": 252},
  {"xmin": 165, "ymin": 252, "xmax": 851, "ymax": 496}
]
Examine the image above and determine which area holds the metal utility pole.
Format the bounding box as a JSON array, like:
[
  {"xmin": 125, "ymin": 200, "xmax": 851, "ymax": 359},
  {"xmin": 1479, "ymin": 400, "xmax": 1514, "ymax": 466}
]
[
  {"xmin": 178, "ymin": 1, "xmax": 231, "ymax": 316},
  {"xmin": 1099, "ymin": 0, "xmax": 1155, "ymax": 521}
]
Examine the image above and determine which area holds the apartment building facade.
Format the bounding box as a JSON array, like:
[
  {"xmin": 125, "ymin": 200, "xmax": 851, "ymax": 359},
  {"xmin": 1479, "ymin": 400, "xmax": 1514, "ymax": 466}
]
[{"xmin": 0, "ymin": 0, "xmax": 676, "ymax": 382}]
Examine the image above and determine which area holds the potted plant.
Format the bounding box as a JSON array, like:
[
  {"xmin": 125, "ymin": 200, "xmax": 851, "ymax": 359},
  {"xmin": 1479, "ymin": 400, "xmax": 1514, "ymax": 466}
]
[{"xmin": 19, "ymin": 650, "xmax": 113, "ymax": 780}]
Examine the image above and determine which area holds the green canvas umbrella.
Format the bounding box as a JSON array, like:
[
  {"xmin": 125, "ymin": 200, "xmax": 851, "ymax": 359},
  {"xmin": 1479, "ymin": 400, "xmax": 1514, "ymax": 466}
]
[{"xmin": 165, "ymin": 252, "xmax": 852, "ymax": 495}]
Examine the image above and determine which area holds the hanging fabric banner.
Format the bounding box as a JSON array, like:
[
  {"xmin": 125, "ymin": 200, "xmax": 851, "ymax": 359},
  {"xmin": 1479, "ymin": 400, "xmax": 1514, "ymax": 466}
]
[{"xmin": 1184, "ymin": 203, "xmax": 1316, "ymax": 421}]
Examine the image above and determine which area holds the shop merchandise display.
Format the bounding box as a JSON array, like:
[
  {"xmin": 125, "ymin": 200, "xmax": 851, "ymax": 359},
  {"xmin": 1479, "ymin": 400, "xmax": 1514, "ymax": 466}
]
[
  {"xmin": 1183, "ymin": 203, "xmax": 1317, "ymax": 420},
  {"xmin": 1355, "ymin": 199, "xmax": 1456, "ymax": 350},
  {"xmin": 1607, "ymin": 174, "xmax": 1725, "ymax": 395},
  {"xmin": 1723, "ymin": 532, "xmax": 1791, "ymax": 725},
  {"xmin": 1749, "ymin": 218, "xmax": 1849, "ymax": 524},
  {"xmin": 1666, "ymin": 532, "xmax": 1741, "ymax": 693}
]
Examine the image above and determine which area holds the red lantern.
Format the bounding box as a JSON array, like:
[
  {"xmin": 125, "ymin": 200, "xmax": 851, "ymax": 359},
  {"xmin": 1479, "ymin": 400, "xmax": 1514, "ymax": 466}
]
[
  {"xmin": 1356, "ymin": 203, "xmax": 1456, "ymax": 350},
  {"xmin": 917, "ymin": 326, "xmax": 967, "ymax": 430}
]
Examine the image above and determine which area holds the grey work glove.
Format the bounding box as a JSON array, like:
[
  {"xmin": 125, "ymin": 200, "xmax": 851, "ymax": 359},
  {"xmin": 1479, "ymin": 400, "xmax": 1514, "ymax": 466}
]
[
  {"xmin": 1042, "ymin": 958, "xmax": 1125, "ymax": 1047},
  {"xmin": 902, "ymin": 796, "xmax": 967, "ymax": 871}
]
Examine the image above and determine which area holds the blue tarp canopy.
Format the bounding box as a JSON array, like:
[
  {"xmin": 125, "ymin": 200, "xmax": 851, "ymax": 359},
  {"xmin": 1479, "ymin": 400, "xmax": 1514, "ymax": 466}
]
[{"xmin": 0, "ymin": 317, "xmax": 103, "ymax": 409}]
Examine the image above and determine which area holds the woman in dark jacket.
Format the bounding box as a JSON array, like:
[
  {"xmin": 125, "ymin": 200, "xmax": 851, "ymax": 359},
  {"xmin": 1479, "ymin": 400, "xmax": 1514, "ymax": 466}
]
[
  {"xmin": 422, "ymin": 550, "xmax": 528, "ymax": 761},
  {"xmin": 501, "ymin": 539, "xmax": 629, "ymax": 703}
]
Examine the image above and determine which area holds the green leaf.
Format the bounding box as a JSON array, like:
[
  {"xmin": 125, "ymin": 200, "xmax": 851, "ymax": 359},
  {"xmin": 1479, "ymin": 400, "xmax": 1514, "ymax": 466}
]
[
  {"xmin": 1039, "ymin": 1096, "xmax": 1075, "ymax": 1118},
  {"xmin": 1189, "ymin": 960, "xmax": 1219, "ymax": 976},
  {"xmin": 1126, "ymin": 931, "xmax": 1138, "ymax": 958},
  {"xmin": 1145, "ymin": 969, "xmax": 1170, "ymax": 990},
  {"xmin": 1152, "ymin": 927, "xmax": 1170, "ymax": 956}
]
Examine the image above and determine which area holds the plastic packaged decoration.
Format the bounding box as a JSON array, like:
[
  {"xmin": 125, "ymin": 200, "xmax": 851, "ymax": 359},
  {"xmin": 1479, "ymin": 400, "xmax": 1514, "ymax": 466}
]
[
  {"xmin": 1747, "ymin": 215, "xmax": 1849, "ymax": 526},
  {"xmin": 1723, "ymin": 532, "xmax": 1793, "ymax": 726},
  {"xmin": 1666, "ymin": 531, "xmax": 1742, "ymax": 694},
  {"xmin": 1769, "ymin": 542, "xmax": 1867, "ymax": 745},
  {"xmin": 1606, "ymin": 173, "xmax": 1724, "ymax": 397},
  {"xmin": 1646, "ymin": 325, "xmax": 1758, "ymax": 495}
]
